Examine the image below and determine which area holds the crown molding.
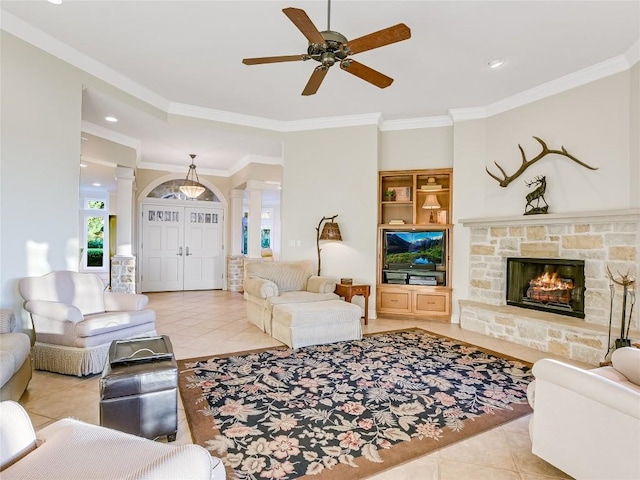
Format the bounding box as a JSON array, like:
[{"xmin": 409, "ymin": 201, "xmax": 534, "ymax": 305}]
[
  {"xmin": 1, "ymin": 11, "xmax": 169, "ymax": 112},
  {"xmin": 379, "ymin": 115, "xmax": 452, "ymax": 131},
  {"xmin": 228, "ymin": 155, "xmax": 283, "ymax": 176},
  {"xmin": 138, "ymin": 155, "xmax": 282, "ymax": 178},
  {"xmin": 4, "ymin": 9, "xmax": 638, "ymax": 134},
  {"xmin": 625, "ymin": 39, "xmax": 640, "ymax": 66},
  {"xmin": 448, "ymin": 107, "xmax": 488, "ymax": 122},
  {"xmin": 81, "ymin": 121, "xmax": 141, "ymax": 164},
  {"xmin": 448, "ymin": 53, "xmax": 633, "ymax": 122},
  {"xmin": 484, "ymin": 54, "xmax": 631, "ymax": 118},
  {"xmin": 168, "ymin": 102, "xmax": 282, "ymax": 131},
  {"xmin": 137, "ymin": 160, "xmax": 230, "ymax": 178},
  {"xmin": 169, "ymin": 103, "xmax": 381, "ymax": 132},
  {"xmin": 282, "ymin": 112, "xmax": 382, "ymax": 132}
]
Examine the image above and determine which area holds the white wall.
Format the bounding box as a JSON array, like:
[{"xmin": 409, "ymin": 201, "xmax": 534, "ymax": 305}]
[
  {"xmin": 282, "ymin": 125, "xmax": 378, "ymax": 316},
  {"xmin": 630, "ymin": 63, "xmax": 639, "ymax": 208},
  {"xmin": 482, "ymin": 70, "xmax": 632, "ymax": 216},
  {"xmin": 1, "ymin": 32, "xmax": 82, "ymax": 322},
  {"xmin": 379, "ymin": 126, "xmax": 453, "ymax": 171},
  {"xmin": 451, "ymin": 120, "xmax": 488, "ymax": 321}
]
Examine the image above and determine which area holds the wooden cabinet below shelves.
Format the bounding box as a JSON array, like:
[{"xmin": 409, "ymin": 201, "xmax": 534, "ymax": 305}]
[
  {"xmin": 378, "ymin": 288, "xmax": 411, "ymax": 314},
  {"xmin": 376, "ymin": 284, "xmax": 451, "ymax": 320}
]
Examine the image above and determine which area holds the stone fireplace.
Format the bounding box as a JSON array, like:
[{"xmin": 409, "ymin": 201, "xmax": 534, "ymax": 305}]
[{"xmin": 459, "ymin": 209, "xmax": 639, "ymax": 365}]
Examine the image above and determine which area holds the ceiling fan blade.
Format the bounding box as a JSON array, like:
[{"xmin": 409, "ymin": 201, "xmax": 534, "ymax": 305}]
[
  {"xmin": 302, "ymin": 67, "xmax": 329, "ymax": 96},
  {"xmin": 283, "ymin": 7, "xmax": 326, "ymax": 45},
  {"xmin": 347, "ymin": 23, "xmax": 411, "ymax": 55},
  {"xmin": 340, "ymin": 60, "xmax": 393, "ymax": 89},
  {"xmin": 242, "ymin": 55, "xmax": 307, "ymax": 65}
]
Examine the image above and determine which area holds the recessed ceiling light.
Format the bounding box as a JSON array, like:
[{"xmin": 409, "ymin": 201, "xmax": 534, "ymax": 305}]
[
  {"xmin": 80, "ymin": 163, "xmax": 87, "ymax": 168},
  {"xmin": 488, "ymin": 59, "xmax": 505, "ymax": 69},
  {"xmin": 47, "ymin": 0, "xmax": 63, "ymax": 4},
  {"xmin": 92, "ymin": 183, "xmax": 101, "ymax": 187},
  {"xmin": 105, "ymin": 116, "xmax": 118, "ymax": 123}
]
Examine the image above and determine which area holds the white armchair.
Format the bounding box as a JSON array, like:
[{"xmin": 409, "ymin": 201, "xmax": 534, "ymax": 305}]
[
  {"xmin": 528, "ymin": 347, "xmax": 640, "ymax": 480},
  {"xmin": 19, "ymin": 271, "xmax": 157, "ymax": 376},
  {"xmin": 243, "ymin": 260, "xmax": 338, "ymax": 334},
  {"xmin": 0, "ymin": 400, "xmax": 226, "ymax": 479}
]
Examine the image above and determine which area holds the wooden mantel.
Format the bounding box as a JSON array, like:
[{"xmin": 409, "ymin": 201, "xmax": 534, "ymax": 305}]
[{"xmin": 459, "ymin": 208, "xmax": 640, "ymax": 228}]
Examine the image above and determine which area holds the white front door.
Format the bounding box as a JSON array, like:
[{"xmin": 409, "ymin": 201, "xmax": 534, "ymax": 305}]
[
  {"xmin": 141, "ymin": 204, "xmax": 223, "ymax": 292},
  {"xmin": 184, "ymin": 207, "xmax": 224, "ymax": 290}
]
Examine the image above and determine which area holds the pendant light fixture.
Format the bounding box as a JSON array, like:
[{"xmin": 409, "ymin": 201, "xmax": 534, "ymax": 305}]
[{"xmin": 179, "ymin": 154, "xmax": 205, "ymax": 199}]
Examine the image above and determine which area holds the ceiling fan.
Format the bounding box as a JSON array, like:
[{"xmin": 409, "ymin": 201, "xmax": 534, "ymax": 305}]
[{"xmin": 242, "ymin": 0, "xmax": 411, "ymax": 96}]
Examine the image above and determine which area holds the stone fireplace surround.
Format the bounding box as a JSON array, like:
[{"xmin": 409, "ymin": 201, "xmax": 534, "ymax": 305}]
[{"xmin": 459, "ymin": 209, "xmax": 639, "ymax": 366}]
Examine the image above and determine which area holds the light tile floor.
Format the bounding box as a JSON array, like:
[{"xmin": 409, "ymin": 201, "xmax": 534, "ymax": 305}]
[{"xmin": 17, "ymin": 290, "xmax": 578, "ymax": 479}]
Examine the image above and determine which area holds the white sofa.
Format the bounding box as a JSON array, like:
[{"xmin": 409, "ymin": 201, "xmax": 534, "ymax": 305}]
[
  {"xmin": 0, "ymin": 310, "xmax": 31, "ymax": 401},
  {"xmin": 527, "ymin": 347, "xmax": 640, "ymax": 480},
  {"xmin": 19, "ymin": 271, "xmax": 157, "ymax": 376},
  {"xmin": 243, "ymin": 260, "xmax": 339, "ymax": 334},
  {"xmin": 0, "ymin": 400, "xmax": 226, "ymax": 479}
]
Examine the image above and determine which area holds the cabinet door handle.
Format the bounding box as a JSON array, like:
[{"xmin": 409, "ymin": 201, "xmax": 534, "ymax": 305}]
[
  {"xmin": 176, "ymin": 247, "xmax": 183, "ymax": 256},
  {"xmin": 185, "ymin": 246, "xmax": 193, "ymax": 256}
]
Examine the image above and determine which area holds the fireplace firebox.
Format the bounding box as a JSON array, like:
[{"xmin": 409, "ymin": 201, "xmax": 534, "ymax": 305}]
[{"xmin": 506, "ymin": 257, "xmax": 585, "ymax": 318}]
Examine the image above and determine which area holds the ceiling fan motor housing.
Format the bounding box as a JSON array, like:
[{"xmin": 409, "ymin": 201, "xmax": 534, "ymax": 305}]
[{"xmin": 307, "ymin": 30, "xmax": 350, "ymax": 66}]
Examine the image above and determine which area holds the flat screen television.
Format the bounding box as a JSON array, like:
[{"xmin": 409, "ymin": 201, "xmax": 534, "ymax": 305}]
[{"xmin": 383, "ymin": 230, "xmax": 446, "ymax": 270}]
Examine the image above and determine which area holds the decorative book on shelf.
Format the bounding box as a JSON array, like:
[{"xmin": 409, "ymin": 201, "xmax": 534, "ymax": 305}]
[
  {"xmin": 420, "ymin": 177, "xmax": 442, "ymax": 191},
  {"xmin": 388, "ymin": 219, "xmax": 406, "ymax": 225}
]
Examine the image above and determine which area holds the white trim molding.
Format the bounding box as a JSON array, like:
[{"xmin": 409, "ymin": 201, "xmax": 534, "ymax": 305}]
[
  {"xmin": 4, "ymin": 8, "xmax": 638, "ymax": 133},
  {"xmin": 459, "ymin": 209, "xmax": 640, "ymax": 228}
]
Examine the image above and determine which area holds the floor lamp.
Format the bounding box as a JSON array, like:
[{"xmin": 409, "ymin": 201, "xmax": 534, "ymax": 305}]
[{"xmin": 316, "ymin": 215, "xmax": 342, "ymax": 276}]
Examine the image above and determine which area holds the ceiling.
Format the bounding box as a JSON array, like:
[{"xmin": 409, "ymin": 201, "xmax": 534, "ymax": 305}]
[{"xmin": 2, "ymin": 1, "xmax": 639, "ymax": 191}]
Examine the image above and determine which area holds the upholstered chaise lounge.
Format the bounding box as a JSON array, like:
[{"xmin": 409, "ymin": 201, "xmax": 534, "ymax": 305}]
[
  {"xmin": 243, "ymin": 260, "xmax": 339, "ymax": 334},
  {"xmin": 527, "ymin": 347, "xmax": 640, "ymax": 480},
  {"xmin": 19, "ymin": 271, "xmax": 157, "ymax": 376}
]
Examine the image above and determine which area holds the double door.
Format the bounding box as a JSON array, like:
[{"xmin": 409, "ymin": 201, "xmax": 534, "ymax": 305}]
[{"xmin": 141, "ymin": 204, "xmax": 223, "ymax": 292}]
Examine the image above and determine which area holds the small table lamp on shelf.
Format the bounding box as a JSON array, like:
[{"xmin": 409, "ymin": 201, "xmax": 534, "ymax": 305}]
[{"xmin": 422, "ymin": 194, "xmax": 441, "ymax": 223}]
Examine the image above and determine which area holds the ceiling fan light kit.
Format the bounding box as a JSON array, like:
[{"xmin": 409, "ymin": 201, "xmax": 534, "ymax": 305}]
[{"xmin": 242, "ymin": 1, "xmax": 411, "ymax": 96}]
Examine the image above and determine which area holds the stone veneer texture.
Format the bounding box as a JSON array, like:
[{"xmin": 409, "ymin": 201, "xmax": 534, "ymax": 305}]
[
  {"xmin": 111, "ymin": 256, "xmax": 136, "ymax": 294},
  {"xmin": 461, "ymin": 214, "xmax": 639, "ymax": 365},
  {"xmin": 227, "ymin": 255, "xmax": 245, "ymax": 292}
]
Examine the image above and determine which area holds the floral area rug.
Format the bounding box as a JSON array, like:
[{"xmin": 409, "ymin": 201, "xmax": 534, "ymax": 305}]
[{"xmin": 178, "ymin": 328, "xmax": 533, "ymax": 480}]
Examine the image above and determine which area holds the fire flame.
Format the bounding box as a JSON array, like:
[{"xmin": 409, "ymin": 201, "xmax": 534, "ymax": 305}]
[{"xmin": 530, "ymin": 271, "xmax": 574, "ymax": 291}]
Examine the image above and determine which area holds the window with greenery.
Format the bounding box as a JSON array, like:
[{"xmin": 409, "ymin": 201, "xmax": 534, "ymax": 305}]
[
  {"xmin": 81, "ymin": 196, "xmax": 108, "ymax": 271},
  {"xmin": 87, "ymin": 200, "xmax": 105, "ymax": 209},
  {"xmin": 86, "ymin": 216, "xmax": 105, "ymax": 267}
]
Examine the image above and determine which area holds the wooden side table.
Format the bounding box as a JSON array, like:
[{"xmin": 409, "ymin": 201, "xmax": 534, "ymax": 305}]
[{"xmin": 335, "ymin": 283, "xmax": 370, "ymax": 325}]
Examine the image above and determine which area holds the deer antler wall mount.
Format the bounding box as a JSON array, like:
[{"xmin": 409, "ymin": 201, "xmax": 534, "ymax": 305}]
[{"xmin": 486, "ymin": 136, "xmax": 598, "ymax": 188}]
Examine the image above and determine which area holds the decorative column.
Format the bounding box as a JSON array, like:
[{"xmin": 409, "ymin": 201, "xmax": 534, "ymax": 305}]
[
  {"xmin": 227, "ymin": 189, "xmax": 245, "ymax": 292},
  {"xmin": 111, "ymin": 166, "xmax": 136, "ymax": 293}
]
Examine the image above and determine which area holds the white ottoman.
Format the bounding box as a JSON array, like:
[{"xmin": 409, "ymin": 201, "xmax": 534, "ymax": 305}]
[{"xmin": 271, "ymin": 300, "xmax": 363, "ymax": 349}]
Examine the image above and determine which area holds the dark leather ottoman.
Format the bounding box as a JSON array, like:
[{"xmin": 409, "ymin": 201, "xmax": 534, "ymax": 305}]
[{"xmin": 100, "ymin": 335, "xmax": 178, "ymax": 442}]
